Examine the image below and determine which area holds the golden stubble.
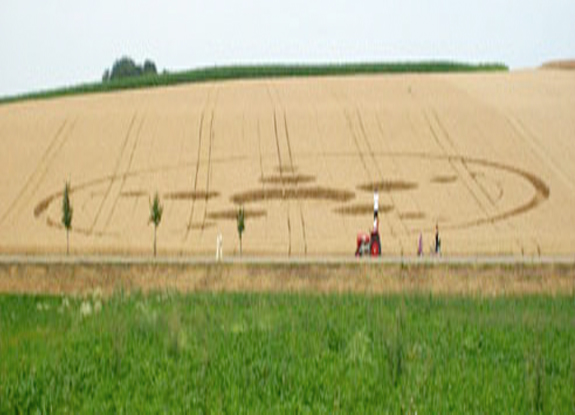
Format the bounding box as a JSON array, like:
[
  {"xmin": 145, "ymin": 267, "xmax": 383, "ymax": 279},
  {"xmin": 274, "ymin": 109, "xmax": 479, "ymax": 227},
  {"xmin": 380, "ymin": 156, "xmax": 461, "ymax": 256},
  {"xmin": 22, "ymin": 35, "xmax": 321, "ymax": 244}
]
[{"xmin": 0, "ymin": 263, "xmax": 573, "ymax": 297}]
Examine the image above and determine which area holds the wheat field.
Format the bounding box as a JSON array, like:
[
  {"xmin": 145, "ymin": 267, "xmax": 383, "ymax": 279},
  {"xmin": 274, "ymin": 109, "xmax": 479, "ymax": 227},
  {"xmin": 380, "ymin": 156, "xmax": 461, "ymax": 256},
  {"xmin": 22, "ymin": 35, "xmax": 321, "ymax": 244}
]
[{"xmin": 0, "ymin": 70, "xmax": 574, "ymax": 256}]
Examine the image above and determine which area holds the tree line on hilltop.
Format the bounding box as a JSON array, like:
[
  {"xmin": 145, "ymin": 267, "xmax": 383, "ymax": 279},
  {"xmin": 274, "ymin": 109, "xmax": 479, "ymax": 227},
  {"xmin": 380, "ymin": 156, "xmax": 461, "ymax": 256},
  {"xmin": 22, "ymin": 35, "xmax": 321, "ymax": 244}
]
[{"xmin": 102, "ymin": 56, "xmax": 158, "ymax": 82}]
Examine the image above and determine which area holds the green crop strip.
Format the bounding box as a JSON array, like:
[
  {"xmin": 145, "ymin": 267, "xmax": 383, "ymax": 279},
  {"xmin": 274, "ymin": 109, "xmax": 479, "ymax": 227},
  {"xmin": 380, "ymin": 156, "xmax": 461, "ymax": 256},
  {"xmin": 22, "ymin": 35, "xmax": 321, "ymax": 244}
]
[{"xmin": 0, "ymin": 61, "xmax": 508, "ymax": 105}]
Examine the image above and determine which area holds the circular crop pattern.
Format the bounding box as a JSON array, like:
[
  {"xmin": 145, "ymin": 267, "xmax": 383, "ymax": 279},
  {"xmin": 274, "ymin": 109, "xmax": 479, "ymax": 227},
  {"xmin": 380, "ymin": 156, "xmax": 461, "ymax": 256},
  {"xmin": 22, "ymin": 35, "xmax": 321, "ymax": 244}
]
[{"xmin": 34, "ymin": 152, "xmax": 549, "ymax": 239}]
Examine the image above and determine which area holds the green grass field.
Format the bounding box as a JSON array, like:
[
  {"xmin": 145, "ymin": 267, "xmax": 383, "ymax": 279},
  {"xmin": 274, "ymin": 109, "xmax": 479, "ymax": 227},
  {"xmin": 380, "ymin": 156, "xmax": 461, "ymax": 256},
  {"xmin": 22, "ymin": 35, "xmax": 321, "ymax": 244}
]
[
  {"xmin": 1, "ymin": 292, "xmax": 573, "ymax": 414},
  {"xmin": 0, "ymin": 61, "xmax": 507, "ymax": 105}
]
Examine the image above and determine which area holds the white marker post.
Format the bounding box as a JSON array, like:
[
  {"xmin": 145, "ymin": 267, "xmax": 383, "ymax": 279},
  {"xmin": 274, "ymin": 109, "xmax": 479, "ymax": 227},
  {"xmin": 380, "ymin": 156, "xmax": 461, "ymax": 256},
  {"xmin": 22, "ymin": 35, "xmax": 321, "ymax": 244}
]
[{"xmin": 216, "ymin": 233, "xmax": 223, "ymax": 261}]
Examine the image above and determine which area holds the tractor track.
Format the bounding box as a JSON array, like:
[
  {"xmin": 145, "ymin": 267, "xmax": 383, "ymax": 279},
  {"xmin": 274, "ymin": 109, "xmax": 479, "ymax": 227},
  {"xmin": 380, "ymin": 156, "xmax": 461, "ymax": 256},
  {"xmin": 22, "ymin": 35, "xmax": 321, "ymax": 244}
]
[
  {"xmin": 374, "ymin": 111, "xmax": 425, "ymax": 232},
  {"xmin": 506, "ymin": 114, "xmax": 574, "ymax": 193},
  {"xmin": 472, "ymin": 172, "xmax": 504, "ymax": 202},
  {"xmin": 184, "ymin": 86, "xmax": 214, "ymax": 242},
  {"xmin": 274, "ymin": 83, "xmax": 307, "ymax": 256},
  {"xmin": 103, "ymin": 116, "xmax": 145, "ymax": 232},
  {"xmin": 185, "ymin": 110, "xmax": 204, "ymax": 234},
  {"xmin": 440, "ymin": 85, "xmax": 525, "ymax": 252},
  {"xmin": 342, "ymin": 109, "xmax": 372, "ymax": 183},
  {"xmin": 432, "ymin": 109, "xmax": 497, "ymax": 207},
  {"xmin": 283, "ymin": 110, "xmax": 308, "ymax": 255},
  {"xmin": 166, "ymin": 103, "xmax": 197, "ymax": 226},
  {"xmin": 0, "ymin": 118, "xmax": 73, "ymax": 227},
  {"xmin": 331, "ymin": 85, "xmax": 395, "ymax": 245},
  {"xmin": 256, "ymin": 118, "xmax": 270, "ymax": 233},
  {"xmin": 89, "ymin": 113, "xmax": 137, "ymax": 234},
  {"xmin": 328, "ymin": 89, "xmax": 372, "ymax": 184},
  {"xmin": 266, "ymin": 83, "xmax": 291, "ymax": 256},
  {"xmin": 313, "ymin": 103, "xmax": 349, "ymax": 238},
  {"xmin": 355, "ymin": 107, "xmax": 410, "ymax": 238},
  {"xmin": 423, "ymin": 110, "xmax": 493, "ymax": 224},
  {"xmin": 269, "ymin": 93, "xmax": 284, "ymax": 180},
  {"xmin": 26, "ymin": 119, "xmax": 77, "ymax": 221},
  {"xmin": 428, "ymin": 105, "xmax": 537, "ymax": 252},
  {"xmin": 341, "ymin": 106, "xmax": 397, "ymax": 240},
  {"xmin": 257, "ymin": 119, "xmax": 265, "ymax": 190},
  {"xmin": 503, "ymin": 113, "xmax": 558, "ymax": 254},
  {"xmin": 275, "ymin": 111, "xmax": 292, "ymax": 256},
  {"xmin": 429, "ymin": 108, "xmax": 523, "ymax": 253},
  {"xmin": 200, "ymin": 106, "xmax": 217, "ymax": 234}
]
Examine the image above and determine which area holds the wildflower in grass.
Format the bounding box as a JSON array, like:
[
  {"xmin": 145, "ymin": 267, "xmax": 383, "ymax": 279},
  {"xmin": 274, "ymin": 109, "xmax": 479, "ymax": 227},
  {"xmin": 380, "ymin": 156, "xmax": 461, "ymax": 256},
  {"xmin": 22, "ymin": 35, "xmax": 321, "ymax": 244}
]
[{"xmin": 80, "ymin": 301, "xmax": 92, "ymax": 317}]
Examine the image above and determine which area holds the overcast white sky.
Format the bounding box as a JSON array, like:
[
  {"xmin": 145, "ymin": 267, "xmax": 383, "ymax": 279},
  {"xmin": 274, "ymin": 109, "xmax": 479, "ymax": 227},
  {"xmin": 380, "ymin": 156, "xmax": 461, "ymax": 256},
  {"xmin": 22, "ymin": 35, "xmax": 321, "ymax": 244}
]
[{"xmin": 0, "ymin": 0, "xmax": 574, "ymax": 97}]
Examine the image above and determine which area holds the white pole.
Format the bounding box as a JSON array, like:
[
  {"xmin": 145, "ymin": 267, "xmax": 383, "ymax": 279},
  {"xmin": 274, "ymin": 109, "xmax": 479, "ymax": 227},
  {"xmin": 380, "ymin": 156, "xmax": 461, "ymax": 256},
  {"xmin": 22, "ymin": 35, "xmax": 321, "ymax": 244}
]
[{"xmin": 216, "ymin": 233, "xmax": 223, "ymax": 261}]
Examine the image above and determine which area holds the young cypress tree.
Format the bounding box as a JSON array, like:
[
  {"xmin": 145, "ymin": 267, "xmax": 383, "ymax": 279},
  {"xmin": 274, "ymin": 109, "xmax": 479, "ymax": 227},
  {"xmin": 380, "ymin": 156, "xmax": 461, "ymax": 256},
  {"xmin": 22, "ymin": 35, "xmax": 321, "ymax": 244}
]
[
  {"xmin": 149, "ymin": 192, "xmax": 163, "ymax": 257},
  {"xmin": 237, "ymin": 206, "xmax": 245, "ymax": 257},
  {"xmin": 61, "ymin": 181, "xmax": 73, "ymax": 255}
]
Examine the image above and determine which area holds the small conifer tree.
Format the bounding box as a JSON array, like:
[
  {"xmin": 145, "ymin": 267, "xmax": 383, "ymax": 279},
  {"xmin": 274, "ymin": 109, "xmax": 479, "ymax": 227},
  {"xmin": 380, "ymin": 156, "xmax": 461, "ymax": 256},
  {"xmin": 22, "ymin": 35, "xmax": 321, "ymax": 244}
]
[
  {"xmin": 149, "ymin": 192, "xmax": 163, "ymax": 257},
  {"xmin": 237, "ymin": 206, "xmax": 245, "ymax": 257},
  {"xmin": 61, "ymin": 181, "xmax": 73, "ymax": 255}
]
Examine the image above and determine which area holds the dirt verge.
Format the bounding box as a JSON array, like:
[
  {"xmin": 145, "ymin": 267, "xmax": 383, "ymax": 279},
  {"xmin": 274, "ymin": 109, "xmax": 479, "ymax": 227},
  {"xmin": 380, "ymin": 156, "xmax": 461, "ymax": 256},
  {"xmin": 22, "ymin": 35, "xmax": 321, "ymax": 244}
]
[{"xmin": 0, "ymin": 262, "xmax": 573, "ymax": 297}]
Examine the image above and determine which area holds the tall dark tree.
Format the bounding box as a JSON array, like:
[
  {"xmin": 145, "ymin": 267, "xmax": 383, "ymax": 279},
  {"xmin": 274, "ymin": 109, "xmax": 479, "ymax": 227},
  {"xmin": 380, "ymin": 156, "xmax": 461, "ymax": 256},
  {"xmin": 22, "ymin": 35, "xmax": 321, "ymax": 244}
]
[{"xmin": 61, "ymin": 181, "xmax": 73, "ymax": 255}]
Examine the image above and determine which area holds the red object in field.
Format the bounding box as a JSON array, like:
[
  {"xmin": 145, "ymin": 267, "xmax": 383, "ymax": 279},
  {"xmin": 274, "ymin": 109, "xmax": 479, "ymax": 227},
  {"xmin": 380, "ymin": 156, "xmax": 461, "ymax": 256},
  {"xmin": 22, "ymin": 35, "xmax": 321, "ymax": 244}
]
[
  {"xmin": 357, "ymin": 233, "xmax": 369, "ymax": 246},
  {"xmin": 370, "ymin": 231, "xmax": 381, "ymax": 256},
  {"xmin": 356, "ymin": 231, "xmax": 381, "ymax": 257},
  {"xmin": 356, "ymin": 233, "xmax": 370, "ymax": 256}
]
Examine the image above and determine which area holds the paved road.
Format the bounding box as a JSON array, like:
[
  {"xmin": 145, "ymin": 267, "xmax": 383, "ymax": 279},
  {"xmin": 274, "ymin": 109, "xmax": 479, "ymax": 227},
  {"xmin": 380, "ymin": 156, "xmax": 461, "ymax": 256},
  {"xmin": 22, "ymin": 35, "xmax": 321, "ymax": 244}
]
[{"xmin": 1, "ymin": 254, "xmax": 574, "ymax": 266}]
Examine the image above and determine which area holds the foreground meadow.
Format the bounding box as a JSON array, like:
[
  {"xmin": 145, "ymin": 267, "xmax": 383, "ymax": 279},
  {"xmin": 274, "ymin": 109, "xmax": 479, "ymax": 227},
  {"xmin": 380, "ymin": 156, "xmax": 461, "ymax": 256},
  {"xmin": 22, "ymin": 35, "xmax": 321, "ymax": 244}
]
[{"xmin": 1, "ymin": 292, "xmax": 574, "ymax": 413}]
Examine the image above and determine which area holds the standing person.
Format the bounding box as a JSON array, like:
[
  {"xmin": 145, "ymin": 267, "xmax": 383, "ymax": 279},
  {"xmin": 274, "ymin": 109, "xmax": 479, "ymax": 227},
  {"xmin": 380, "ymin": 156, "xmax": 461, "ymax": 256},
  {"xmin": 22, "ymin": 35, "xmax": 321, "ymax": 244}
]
[
  {"xmin": 435, "ymin": 224, "xmax": 441, "ymax": 255},
  {"xmin": 417, "ymin": 232, "xmax": 423, "ymax": 256},
  {"xmin": 373, "ymin": 189, "xmax": 379, "ymax": 231},
  {"xmin": 370, "ymin": 189, "xmax": 381, "ymax": 256}
]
